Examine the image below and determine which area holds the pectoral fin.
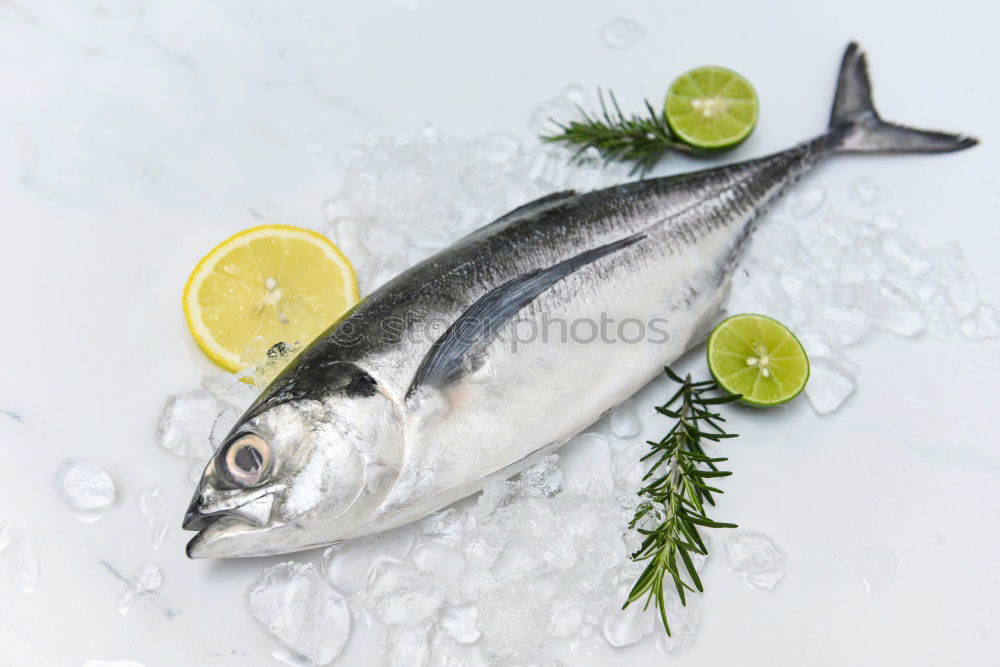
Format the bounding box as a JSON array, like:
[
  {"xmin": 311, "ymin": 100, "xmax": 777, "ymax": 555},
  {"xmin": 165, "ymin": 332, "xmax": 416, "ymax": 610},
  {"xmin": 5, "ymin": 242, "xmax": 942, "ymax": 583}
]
[{"xmin": 406, "ymin": 233, "xmax": 643, "ymax": 399}]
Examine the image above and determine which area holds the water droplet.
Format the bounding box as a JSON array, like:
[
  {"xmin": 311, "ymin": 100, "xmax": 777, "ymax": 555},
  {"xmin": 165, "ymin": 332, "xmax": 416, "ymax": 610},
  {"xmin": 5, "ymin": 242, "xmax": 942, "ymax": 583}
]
[
  {"xmin": 600, "ymin": 17, "xmax": 644, "ymax": 49},
  {"xmin": 856, "ymin": 547, "xmax": 897, "ymax": 598},
  {"xmin": 0, "ymin": 521, "xmax": 39, "ymax": 593}
]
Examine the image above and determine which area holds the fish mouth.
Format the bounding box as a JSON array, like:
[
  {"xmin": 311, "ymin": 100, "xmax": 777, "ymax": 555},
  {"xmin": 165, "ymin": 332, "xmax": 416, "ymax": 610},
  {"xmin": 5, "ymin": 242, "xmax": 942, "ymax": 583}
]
[
  {"xmin": 183, "ymin": 491, "xmax": 279, "ymax": 558},
  {"xmin": 185, "ymin": 514, "xmax": 274, "ymax": 559}
]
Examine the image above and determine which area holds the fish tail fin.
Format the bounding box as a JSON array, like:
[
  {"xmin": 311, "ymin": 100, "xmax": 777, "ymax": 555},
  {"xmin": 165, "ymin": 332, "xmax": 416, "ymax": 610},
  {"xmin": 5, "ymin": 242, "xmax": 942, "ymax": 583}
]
[{"xmin": 827, "ymin": 42, "xmax": 978, "ymax": 154}]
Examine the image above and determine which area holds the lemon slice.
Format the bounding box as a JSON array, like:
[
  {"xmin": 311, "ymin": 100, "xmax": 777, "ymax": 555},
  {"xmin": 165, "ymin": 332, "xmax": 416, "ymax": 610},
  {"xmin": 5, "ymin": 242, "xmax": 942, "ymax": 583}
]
[
  {"xmin": 183, "ymin": 225, "xmax": 359, "ymax": 372},
  {"xmin": 707, "ymin": 314, "xmax": 809, "ymax": 407}
]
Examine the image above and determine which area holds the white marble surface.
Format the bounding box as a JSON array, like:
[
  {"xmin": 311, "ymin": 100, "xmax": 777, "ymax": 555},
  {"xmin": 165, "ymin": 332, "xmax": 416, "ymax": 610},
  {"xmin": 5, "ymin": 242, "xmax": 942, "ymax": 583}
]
[{"xmin": 1, "ymin": 0, "xmax": 998, "ymax": 665}]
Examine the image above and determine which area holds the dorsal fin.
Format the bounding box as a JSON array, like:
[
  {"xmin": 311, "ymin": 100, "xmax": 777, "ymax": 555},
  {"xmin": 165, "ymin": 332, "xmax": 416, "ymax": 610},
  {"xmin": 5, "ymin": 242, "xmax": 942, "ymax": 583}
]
[
  {"xmin": 406, "ymin": 233, "xmax": 643, "ymax": 399},
  {"xmin": 490, "ymin": 190, "xmax": 578, "ymax": 226}
]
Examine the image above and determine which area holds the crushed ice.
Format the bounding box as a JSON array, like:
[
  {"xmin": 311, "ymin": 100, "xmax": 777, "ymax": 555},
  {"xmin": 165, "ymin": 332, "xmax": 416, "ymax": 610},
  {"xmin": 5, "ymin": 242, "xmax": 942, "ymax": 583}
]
[{"xmin": 728, "ymin": 179, "xmax": 998, "ymax": 413}]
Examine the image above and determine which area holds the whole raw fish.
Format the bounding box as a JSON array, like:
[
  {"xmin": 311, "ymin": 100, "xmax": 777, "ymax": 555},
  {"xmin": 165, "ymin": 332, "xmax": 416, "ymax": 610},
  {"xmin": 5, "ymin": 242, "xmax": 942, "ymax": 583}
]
[{"xmin": 184, "ymin": 43, "xmax": 975, "ymax": 557}]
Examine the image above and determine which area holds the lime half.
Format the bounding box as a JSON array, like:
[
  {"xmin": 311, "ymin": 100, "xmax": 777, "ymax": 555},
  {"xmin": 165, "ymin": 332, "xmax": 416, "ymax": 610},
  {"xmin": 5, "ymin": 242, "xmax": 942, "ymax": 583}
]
[
  {"xmin": 707, "ymin": 314, "xmax": 809, "ymax": 407},
  {"xmin": 665, "ymin": 66, "xmax": 759, "ymax": 151}
]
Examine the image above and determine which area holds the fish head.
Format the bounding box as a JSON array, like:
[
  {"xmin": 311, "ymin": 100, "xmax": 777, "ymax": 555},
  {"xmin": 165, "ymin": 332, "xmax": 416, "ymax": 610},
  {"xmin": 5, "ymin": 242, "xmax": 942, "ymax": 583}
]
[{"xmin": 183, "ymin": 365, "xmax": 402, "ymax": 558}]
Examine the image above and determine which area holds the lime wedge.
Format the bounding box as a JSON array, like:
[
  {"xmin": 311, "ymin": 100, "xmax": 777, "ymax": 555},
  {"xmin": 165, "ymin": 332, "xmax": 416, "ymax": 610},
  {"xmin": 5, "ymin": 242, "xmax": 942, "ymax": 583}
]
[
  {"xmin": 665, "ymin": 66, "xmax": 759, "ymax": 151},
  {"xmin": 707, "ymin": 314, "xmax": 809, "ymax": 407}
]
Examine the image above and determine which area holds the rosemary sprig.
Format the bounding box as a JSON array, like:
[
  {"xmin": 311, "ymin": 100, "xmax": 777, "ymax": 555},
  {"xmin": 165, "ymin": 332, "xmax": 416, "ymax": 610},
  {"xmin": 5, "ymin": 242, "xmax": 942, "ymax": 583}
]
[
  {"xmin": 540, "ymin": 90, "xmax": 691, "ymax": 175},
  {"xmin": 624, "ymin": 367, "xmax": 740, "ymax": 635}
]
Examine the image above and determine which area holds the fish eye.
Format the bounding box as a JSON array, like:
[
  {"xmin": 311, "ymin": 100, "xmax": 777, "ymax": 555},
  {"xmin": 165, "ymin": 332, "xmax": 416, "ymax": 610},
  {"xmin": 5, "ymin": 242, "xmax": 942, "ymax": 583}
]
[{"xmin": 223, "ymin": 434, "xmax": 272, "ymax": 486}]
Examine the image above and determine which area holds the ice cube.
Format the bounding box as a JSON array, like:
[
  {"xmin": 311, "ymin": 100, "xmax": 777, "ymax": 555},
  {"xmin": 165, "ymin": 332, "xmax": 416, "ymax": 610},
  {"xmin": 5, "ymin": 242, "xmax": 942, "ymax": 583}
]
[
  {"xmin": 570, "ymin": 627, "xmax": 606, "ymax": 656},
  {"xmin": 152, "ymin": 522, "xmax": 168, "ymax": 550},
  {"xmin": 411, "ymin": 542, "xmax": 464, "ymax": 602},
  {"xmin": 56, "ymin": 459, "xmax": 115, "ymax": 515},
  {"xmin": 246, "ymin": 562, "xmax": 351, "ymax": 665},
  {"xmin": 939, "ymin": 243, "xmax": 980, "ymax": 318},
  {"xmin": 429, "ymin": 631, "xmax": 490, "ymax": 667},
  {"xmin": 118, "ymin": 561, "xmax": 163, "ymax": 615},
  {"xmin": 910, "ymin": 276, "xmax": 941, "ymax": 304},
  {"xmin": 868, "ymin": 284, "xmax": 926, "ymax": 336},
  {"xmin": 870, "ymin": 209, "xmax": 902, "ymax": 233},
  {"xmin": 811, "ymin": 305, "xmax": 870, "ymax": 347},
  {"xmin": 362, "ymin": 221, "xmax": 407, "ymax": 256},
  {"xmin": 805, "ymin": 358, "xmax": 856, "ymax": 414},
  {"xmin": 609, "ymin": 438, "xmax": 647, "ymax": 493},
  {"xmin": 600, "ymin": 585, "xmax": 655, "ymax": 647},
  {"xmin": 515, "ymin": 455, "xmax": 563, "ymax": 497},
  {"xmin": 476, "ymin": 574, "xmax": 552, "ymax": 656},
  {"xmin": 458, "ymin": 568, "xmax": 496, "ymax": 602},
  {"xmin": 547, "ymin": 595, "xmax": 583, "ymax": 638},
  {"xmin": 438, "ymin": 602, "xmax": 480, "ymax": 643},
  {"xmin": 600, "ymin": 18, "xmax": 644, "ymax": 49},
  {"xmin": 323, "ymin": 527, "xmax": 415, "ymax": 594},
  {"xmin": 474, "ymin": 132, "xmax": 522, "ymax": 166},
  {"xmin": 363, "ymin": 557, "xmax": 446, "ymax": 625},
  {"xmin": 882, "ymin": 234, "xmax": 932, "ymax": 278},
  {"xmin": 724, "ymin": 532, "xmax": 786, "ymax": 592},
  {"xmin": 137, "ymin": 487, "xmax": 162, "ymax": 524},
  {"xmin": 201, "ymin": 373, "xmax": 257, "ymax": 411},
  {"xmin": 0, "ymin": 521, "xmax": 39, "ymax": 593},
  {"xmin": 156, "ymin": 390, "xmax": 221, "ymax": 461},
  {"xmin": 851, "ymin": 176, "xmax": 891, "ymax": 205},
  {"xmin": 491, "ymin": 537, "xmax": 545, "ymax": 581},
  {"xmin": 527, "ymin": 85, "xmax": 588, "ymax": 136},
  {"xmin": 421, "ymin": 509, "xmax": 472, "ymax": 547},
  {"xmin": 785, "ymin": 184, "xmax": 825, "ymax": 218},
  {"xmin": 326, "ymin": 217, "xmax": 369, "ymax": 267},
  {"xmin": 654, "ymin": 593, "xmax": 701, "ymax": 654},
  {"xmin": 132, "ymin": 561, "xmax": 163, "ymax": 593},
  {"xmin": 552, "ymin": 496, "xmax": 626, "ymax": 595},
  {"xmin": 609, "ymin": 401, "xmax": 642, "ymax": 438},
  {"xmin": 726, "ymin": 269, "xmax": 792, "ymax": 321},
  {"xmin": 960, "ymin": 304, "xmax": 1000, "ymax": 340},
  {"xmin": 474, "ymin": 480, "xmax": 515, "ymax": 519},
  {"xmin": 463, "ymin": 537, "xmax": 502, "ymax": 572},
  {"xmin": 559, "ymin": 433, "xmax": 614, "ymax": 495},
  {"xmin": 746, "ymin": 223, "xmax": 803, "ymax": 272},
  {"xmin": 745, "ymin": 570, "xmax": 785, "ymax": 591},
  {"xmin": 384, "ymin": 624, "xmax": 429, "ymax": 667}
]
